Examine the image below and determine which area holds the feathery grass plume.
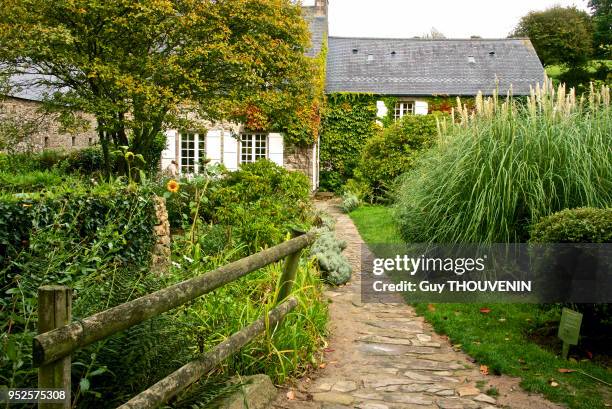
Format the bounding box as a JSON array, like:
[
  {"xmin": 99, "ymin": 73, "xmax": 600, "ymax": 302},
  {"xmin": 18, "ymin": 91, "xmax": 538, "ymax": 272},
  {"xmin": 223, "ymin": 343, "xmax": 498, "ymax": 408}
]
[{"xmin": 395, "ymin": 82, "xmax": 611, "ymax": 243}]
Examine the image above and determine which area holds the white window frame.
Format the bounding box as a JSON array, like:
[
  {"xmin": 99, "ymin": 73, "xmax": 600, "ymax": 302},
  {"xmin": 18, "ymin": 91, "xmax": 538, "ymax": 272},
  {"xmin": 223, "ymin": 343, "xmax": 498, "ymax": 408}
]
[
  {"xmin": 179, "ymin": 132, "xmax": 205, "ymax": 175},
  {"xmin": 394, "ymin": 101, "xmax": 415, "ymax": 120},
  {"xmin": 240, "ymin": 133, "xmax": 268, "ymax": 164}
]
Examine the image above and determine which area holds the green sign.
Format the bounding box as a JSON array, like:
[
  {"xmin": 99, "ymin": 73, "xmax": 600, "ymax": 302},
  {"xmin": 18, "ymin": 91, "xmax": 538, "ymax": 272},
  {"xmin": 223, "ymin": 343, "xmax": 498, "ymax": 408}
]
[{"xmin": 558, "ymin": 308, "xmax": 583, "ymax": 359}]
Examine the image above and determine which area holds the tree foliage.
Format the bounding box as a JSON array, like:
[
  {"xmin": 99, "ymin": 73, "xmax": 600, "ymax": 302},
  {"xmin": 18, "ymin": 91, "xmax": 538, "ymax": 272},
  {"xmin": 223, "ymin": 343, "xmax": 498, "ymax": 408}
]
[
  {"xmin": 512, "ymin": 6, "xmax": 594, "ymax": 66},
  {"xmin": 589, "ymin": 0, "xmax": 612, "ymax": 58},
  {"xmin": 0, "ymin": 0, "xmax": 318, "ymax": 174}
]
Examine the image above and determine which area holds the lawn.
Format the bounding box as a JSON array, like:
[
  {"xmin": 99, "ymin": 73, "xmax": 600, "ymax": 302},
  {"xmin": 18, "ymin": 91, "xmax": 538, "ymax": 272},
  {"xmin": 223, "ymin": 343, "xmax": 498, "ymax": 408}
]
[
  {"xmin": 349, "ymin": 205, "xmax": 403, "ymax": 244},
  {"xmin": 350, "ymin": 205, "xmax": 612, "ymax": 409}
]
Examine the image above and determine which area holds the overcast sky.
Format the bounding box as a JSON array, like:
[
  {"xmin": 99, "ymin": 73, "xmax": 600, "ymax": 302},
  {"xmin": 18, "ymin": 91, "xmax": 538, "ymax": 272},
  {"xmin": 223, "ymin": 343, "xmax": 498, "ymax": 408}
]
[{"xmin": 301, "ymin": 0, "xmax": 591, "ymax": 39}]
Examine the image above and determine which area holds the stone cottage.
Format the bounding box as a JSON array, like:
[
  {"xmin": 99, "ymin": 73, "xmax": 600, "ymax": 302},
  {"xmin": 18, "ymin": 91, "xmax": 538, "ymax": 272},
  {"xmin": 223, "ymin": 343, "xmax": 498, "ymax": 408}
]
[{"xmin": 3, "ymin": 0, "xmax": 545, "ymax": 188}]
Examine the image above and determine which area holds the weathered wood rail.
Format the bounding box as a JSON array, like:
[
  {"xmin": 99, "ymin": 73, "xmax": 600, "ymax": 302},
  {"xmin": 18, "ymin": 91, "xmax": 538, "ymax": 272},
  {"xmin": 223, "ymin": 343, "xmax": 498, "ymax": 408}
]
[{"xmin": 34, "ymin": 230, "xmax": 317, "ymax": 409}]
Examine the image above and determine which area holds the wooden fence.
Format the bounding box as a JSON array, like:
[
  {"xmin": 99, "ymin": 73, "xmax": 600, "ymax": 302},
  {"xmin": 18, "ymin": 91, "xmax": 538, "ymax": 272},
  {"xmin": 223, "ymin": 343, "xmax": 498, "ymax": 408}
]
[{"xmin": 33, "ymin": 230, "xmax": 317, "ymax": 409}]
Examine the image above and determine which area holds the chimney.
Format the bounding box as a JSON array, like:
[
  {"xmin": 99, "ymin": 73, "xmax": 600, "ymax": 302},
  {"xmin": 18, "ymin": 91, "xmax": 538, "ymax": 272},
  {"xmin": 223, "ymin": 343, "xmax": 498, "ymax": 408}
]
[{"xmin": 315, "ymin": 0, "xmax": 328, "ymax": 17}]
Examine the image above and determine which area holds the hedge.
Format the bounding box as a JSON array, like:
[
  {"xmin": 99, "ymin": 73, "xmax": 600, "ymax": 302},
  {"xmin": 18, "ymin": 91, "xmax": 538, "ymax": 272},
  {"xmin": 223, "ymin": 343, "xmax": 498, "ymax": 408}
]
[{"xmin": 530, "ymin": 207, "xmax": 612, "ymax": 243}]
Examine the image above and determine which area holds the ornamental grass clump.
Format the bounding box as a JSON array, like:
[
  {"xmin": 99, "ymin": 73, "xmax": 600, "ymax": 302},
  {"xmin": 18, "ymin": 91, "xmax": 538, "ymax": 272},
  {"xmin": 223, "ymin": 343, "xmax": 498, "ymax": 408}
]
[{"xmin": 395, "ymin": 80, "xmax": 611, "ymax": 243}]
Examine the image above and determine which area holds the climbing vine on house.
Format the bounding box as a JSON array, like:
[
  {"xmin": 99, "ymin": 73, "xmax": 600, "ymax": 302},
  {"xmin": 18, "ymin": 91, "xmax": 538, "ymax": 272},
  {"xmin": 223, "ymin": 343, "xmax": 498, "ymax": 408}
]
[
  {"xmin": 241, "ymin": 38, "xmax": 329, "ymax": 147},
  {"xmin": 319, "ymin": 93, "xmax": 379, "ymax": 191}
]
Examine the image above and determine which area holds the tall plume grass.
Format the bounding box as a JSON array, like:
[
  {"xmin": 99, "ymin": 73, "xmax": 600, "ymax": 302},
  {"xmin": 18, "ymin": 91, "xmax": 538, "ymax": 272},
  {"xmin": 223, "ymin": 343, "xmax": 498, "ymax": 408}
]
[{"xmin": 395, "ymin": 81, "xmax": 611, "ymax": 243}]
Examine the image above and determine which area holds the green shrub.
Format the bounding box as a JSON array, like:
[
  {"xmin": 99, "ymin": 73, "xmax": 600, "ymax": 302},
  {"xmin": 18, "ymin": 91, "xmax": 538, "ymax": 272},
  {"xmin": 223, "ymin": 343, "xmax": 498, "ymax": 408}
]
[
  {"xmin": 0, "ymin": 184, "xmax": 158, "ymax": 396},
  {"xmin": 358, "ymin": 114, "xmax": 438, "ymax": 200},
  {"xmin": 65, "ymin": 146, "xmax": 106, "ymax": 174},
  {"xmin": 319, "ymin": 94, "xmax": 379, "ymax": 191},
  {"xmin": 530, "ymin": 208, "xmax": 612, "ymax": 243},
  {"xmin": 530, "ymin": 208, "xmax": 612, "ymax": 338},
  {"xmin": 0, "ymin": 170, "xmax": 81, "ymax": 193},
  {"xmin": 340, "ymin": 191, "xmax": 359, "ymax": 213},
  {"xmin": 395, "ymin": 84, "xmax": 612, "ymax": 243}
]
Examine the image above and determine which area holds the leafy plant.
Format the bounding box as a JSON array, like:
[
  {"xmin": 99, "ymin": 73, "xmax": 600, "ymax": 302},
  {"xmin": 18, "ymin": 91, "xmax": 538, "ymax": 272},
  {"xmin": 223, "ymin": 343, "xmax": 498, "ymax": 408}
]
[{"xmin": 358, "ymin": 114, "xmax": 439, "ymax": 200}]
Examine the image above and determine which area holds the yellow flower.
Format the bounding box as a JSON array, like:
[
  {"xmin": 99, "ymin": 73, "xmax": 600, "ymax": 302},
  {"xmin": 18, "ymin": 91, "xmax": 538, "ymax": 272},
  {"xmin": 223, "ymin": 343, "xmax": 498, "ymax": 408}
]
[{"xmin": 167, "ymin": 180, "xmax": 180, "ymax": 193}]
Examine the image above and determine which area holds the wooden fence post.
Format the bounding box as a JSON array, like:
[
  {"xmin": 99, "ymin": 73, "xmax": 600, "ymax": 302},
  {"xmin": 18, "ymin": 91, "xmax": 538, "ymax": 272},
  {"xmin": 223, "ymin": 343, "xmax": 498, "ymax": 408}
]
[
  {"xmin": 277, "ymin": 230, "xmax": 305, "ymax": 302},
  {"xmin": 37, "ymin": 285, "xmax": 72, "ymax": 409}
]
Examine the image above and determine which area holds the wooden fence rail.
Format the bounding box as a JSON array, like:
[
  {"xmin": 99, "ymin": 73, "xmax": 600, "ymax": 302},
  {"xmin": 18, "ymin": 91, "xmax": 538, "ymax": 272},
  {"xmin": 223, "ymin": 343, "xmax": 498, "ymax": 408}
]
[{"xmin": 34, "ymin": 230, "xmax": 316, "ymax": 409}]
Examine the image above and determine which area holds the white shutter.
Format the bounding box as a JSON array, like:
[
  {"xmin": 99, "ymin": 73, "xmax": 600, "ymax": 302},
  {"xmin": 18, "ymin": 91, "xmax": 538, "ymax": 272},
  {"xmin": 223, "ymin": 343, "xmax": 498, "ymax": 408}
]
[
  {"xmin": 205, "ymin": 130, "xmax": 222, "ymax": 165},
  {"xmin": 415, "ymin": 101, "xmax": 429, "ymax": 115},
  {"xmin": 160, "ymin": 129, "xmax": 177, "ymax": 170},
  {"xmin": 223, "ymin": 132, "xmax": 239, "ymax": 171},
  {"xmin": 268, "ymin": 133, "xmax": 284, "ymax": 167},
  {"xmin": 376, "ymin": 101, "xmax": 388, "ymax": 118}
]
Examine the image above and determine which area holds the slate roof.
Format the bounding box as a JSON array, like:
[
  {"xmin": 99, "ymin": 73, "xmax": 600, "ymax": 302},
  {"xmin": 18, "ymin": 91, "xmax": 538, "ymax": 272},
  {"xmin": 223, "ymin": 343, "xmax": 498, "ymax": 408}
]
[
  {"xmin": 5, "ymin": 72, "xmax": 58, "ymax": 101},
  {"xmin": 326, "ymin": 37, "xmax": 545, "ymax": 96}
]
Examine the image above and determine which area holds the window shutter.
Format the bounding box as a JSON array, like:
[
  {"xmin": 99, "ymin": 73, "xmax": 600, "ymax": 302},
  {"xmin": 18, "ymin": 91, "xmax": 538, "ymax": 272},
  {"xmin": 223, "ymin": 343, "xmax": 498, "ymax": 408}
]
[
  {"xmin": 376, "ymin": 101, "xmax": 388, "ymax": 118},
  {"xmin": 415, "ymin": 101, "xmax": 429, "ymax": 115},
  {"xmin": 205, "ymin": 130, "xmax": 222, "ymax": 164},
  {"xmin": 161, "ymin": 130, "xmax": 177, "ymax": 170},
  {"xmin": 268, "ymin": 133, "xmax": 284, "ymax": 167},
  {"xmin": 223, "ymin": 132, "xmax": 239, "ymax": 170}
]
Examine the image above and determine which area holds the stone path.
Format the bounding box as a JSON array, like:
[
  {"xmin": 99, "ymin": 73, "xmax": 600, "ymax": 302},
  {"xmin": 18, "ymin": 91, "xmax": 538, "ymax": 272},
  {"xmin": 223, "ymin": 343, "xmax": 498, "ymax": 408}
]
[{"xmin": 272, "ymin": 199, "xmax": 563, "ymax": 409}]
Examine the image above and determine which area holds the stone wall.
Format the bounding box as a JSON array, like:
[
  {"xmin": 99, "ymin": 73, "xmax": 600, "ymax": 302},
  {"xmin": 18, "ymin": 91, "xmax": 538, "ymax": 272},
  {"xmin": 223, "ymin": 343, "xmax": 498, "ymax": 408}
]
[
  {"xmin": 284, "ymin": 143, "xmax": 317, "ymax": 188},
  {"xmin": 0, "ymin": 96, "xmax": 98, "ymax": 152},
  {"xmin": 151, "ymin": 196, "xmax": 171, "ymax": 275}
]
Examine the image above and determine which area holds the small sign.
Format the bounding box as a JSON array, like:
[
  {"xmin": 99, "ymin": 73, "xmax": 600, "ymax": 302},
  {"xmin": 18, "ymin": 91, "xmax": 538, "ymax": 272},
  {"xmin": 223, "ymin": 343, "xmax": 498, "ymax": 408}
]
[{"xmin": 558, "ymin": 307, "xmax": 583, "ymax": 359}]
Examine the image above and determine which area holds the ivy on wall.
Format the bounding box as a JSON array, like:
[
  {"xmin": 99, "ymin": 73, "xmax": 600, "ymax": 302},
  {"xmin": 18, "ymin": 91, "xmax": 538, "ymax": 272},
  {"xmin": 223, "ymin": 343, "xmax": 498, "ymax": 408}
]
[
  {"xmin": 319, "ymin": 93, "xmax": 379, "ymax": 191},
  {"xmin": 319, "ymin": 94, "xmax": 479, "ymax": 191}
]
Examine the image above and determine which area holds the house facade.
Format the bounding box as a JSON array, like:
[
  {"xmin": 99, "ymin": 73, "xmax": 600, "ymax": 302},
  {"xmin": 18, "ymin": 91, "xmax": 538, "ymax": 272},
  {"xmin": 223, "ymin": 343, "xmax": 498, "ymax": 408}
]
[{"xmin": 3, "ymin": 0, "xmax": 545, "ymax": 188}]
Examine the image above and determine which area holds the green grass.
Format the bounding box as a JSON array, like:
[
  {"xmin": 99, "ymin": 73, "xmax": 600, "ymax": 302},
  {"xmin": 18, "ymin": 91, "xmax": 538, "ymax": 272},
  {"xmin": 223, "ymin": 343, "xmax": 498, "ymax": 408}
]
[
  {"xmin": 350, "ymin": 204, "xmax": 612, "ymax": 409},
  {"xmin": 349, "ymin": 205, "xmax": 402, "ymax": 244}
]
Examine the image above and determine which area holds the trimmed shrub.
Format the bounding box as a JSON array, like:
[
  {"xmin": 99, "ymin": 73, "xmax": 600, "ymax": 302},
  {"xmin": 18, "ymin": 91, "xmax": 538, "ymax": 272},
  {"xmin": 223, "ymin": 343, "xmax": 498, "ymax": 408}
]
[
  {"xmin": 395, "ymin": 84, "xmax": 612, "ymax": 243},
  {"xmin": 530, "ymin": 208, "xmax": 612, "ymax": 243},
  {"xmin": 358, "ymin": 114, "xmax": 438, "ymax": 200},
  {"xmin": 530, "ymin": 208, "xmax": 612, "ymax": 336}
]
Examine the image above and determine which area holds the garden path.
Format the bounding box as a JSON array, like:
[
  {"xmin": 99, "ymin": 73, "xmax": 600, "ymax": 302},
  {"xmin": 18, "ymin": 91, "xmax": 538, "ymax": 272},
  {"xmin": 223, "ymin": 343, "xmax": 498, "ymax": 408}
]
[{"xmin": 271, "ymin": 198, "xmax": 562, "ymax": 409}]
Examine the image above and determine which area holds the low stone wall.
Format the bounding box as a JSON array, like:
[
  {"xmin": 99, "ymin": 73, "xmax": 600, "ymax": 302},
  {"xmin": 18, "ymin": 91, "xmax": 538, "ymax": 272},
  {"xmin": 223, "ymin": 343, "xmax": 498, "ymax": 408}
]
[{"xmin": 152, "ymin": 196, "xmax": 171, "ymax": 275}]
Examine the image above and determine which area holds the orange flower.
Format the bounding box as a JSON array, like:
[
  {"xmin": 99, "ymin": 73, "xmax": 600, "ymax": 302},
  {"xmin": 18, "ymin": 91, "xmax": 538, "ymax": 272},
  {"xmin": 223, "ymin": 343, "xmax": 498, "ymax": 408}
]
[{"xmin": 166, "ymin": 180, "xmax": 180, "ymax": 193}]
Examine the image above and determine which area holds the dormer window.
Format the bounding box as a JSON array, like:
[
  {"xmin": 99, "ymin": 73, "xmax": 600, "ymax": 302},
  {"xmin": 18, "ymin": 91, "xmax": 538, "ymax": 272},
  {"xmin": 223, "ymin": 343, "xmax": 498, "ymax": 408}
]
[
  {"xmin": 394, "ymin": 101, "xmax": 415, "ymax": 120},
  {"xmin": 367, "ymin": 54, "xmax": 374, "ymax": 63},
  {"xmin": 468, "ymin": 56, "xmax": 476, "ymax": 64}
]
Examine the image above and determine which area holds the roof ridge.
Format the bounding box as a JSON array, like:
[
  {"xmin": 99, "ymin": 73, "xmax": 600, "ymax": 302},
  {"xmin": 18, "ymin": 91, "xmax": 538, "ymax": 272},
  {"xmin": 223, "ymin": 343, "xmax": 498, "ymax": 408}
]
[{"xmin": 328, "ymin": 36, "xmax": 530, "ymax": 42}]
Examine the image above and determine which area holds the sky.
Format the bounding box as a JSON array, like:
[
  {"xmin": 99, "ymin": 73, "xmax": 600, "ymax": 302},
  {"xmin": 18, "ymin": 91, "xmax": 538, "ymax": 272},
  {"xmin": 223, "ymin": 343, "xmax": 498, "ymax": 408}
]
[{"xmin": 301, "ymin": 0, "xmax": 591, "ymax": 39}]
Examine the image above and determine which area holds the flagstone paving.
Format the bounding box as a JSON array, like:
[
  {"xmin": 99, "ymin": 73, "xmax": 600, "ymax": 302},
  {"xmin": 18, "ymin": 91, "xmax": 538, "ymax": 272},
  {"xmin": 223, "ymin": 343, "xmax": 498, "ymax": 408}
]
[{"xmin": 271, "ymin": 199, "xmax": 563, "ymax": 409}]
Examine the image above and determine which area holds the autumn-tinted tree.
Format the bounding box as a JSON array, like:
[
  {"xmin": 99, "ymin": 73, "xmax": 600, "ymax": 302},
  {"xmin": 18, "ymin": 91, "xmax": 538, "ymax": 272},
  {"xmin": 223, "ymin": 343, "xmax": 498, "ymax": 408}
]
[
  {"xmin": 589, "ymin": 0, "xmax": 612, "ymax": 58},
  {"xmin": 512, "ymin": 6, "xmax": 594, "ymax": 66},
  {"xmin": 0, "ymin": 0, "xmax": 318, "ymax": 175}
]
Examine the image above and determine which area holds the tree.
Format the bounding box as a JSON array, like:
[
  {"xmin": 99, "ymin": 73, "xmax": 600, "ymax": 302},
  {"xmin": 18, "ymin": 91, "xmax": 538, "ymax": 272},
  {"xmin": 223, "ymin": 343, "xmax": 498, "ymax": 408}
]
[
  {"xmin": 422, "ymin": 27, "xmax": 446, "ymax": 40},
  {"xmin": 589, "ymin": 0, "xmax": 612, "ymax": 58},
  {"xmin": 0, "ymin": 0, "xmax": 318, "ymax": 175},
  {"xmin": 511, "ymin": 6, "xmax": 594, "ymax": 66}
]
